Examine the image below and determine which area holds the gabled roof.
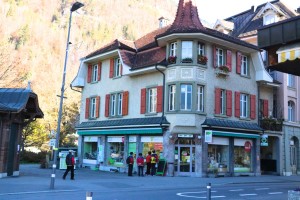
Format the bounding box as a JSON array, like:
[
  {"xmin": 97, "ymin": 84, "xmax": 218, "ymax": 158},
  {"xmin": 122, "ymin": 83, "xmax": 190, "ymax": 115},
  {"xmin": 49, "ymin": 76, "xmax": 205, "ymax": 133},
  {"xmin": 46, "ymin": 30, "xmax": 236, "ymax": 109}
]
[
  {"xmin": 224, "ymin": 0, "xmax": 298, "ymax": 38},
  {"xmin": 0, "ymin": 88, "xmax": 43, "ymax": 118}
]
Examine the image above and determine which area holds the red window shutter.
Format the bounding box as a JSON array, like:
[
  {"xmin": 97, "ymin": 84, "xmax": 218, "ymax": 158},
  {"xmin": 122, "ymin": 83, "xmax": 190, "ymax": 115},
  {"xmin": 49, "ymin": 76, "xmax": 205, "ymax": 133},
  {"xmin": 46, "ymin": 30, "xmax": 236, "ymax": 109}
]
[
  {"xmin": 236, "ymin": 52, "xmax": 242, "ymax": 74},
  {"xmin": 157, "ymin": 86, "xmax": 163, "ymax": 113},
  {"xmin": 235, "ymin": 92, "xmax": 240, "ymax": 118},
  {"xmin": 226, "ymin": 90, "xmax": 232, "ymax": 116},
  {"xmin": 122, "ymin": 91, "xmax": 129, "ymax": 116},
  {"xmin": 105, "ymin": 94, "xmax": 110, "ymax": 117},
  {"xmin": 98, "ymin": 62, "xmax": 102, "ymax": 81},
  {"xmin": 109, "ymin": 59, "xmax": 114, "ymax": 78},
  {"xmin": 213, "ymin": 46, "xmax": 217, "ymax": 68},
  {"xmin": 250, "ymin": 94, "xmax": 256, "ymax": 119},
  {"xmin": 263, "ymin": 99, "xmax": 269, "ymax": 117},
  {"xmin": 85, "ymin": 98, "xmax": 90, "ymax": 119},
  {"xmin": 96, "ymin": 96, "xmax": 100, "ymax": 118},
  {"xmin": 215, "ymin": 88, "xmax": 221, "ymax": 114},
  {"xmin": 140, "ymin": 88, "xmax": 146, "ymax": 114},
  {"xmin": 226, "ymin": 50, "xmax": 232, "ymax": 71},
  {"xmin": 87, "ymin": 64, "xmax": 92, "ymax": 83}
]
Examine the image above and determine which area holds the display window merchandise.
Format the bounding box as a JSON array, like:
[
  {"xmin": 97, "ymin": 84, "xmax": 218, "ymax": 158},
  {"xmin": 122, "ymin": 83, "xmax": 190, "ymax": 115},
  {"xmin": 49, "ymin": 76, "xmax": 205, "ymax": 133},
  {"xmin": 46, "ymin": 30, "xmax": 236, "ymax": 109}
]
[
  {"xmin": 141, "ymin": 136, "xmax": 163, "ymax": 158},
  {"xmin": 83, "ymin": 136, "xmax": 98, "ymax": 160},
  {"xmin": 107, "ymin": 136, "xmax": 124, "ymax": 166},
  {"xmin": 234, "ymin": 139, "xmax": 253, "ymax": 173},
  {"xmin": 207, "ymin": 137, "xmax": 229, "ymax": 174}
]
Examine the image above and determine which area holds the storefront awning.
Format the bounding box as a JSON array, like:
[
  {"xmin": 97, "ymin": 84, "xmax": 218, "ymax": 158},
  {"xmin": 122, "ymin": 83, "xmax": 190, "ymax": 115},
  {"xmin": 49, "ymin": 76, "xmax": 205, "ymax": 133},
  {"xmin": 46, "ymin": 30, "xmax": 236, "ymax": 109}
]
[
  {"xmin": 77, "ymin": 127, "xmax": 163, "ymax": 136},
  {"xmin": 212, "ymin": 130, "xmax": 260, "ymax": 139}
]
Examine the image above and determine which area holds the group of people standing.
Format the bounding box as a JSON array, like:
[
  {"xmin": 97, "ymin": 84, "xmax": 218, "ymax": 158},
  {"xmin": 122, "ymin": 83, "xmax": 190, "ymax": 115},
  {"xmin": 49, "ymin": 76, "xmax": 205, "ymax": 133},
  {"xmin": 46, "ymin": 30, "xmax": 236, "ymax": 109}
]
[{"xmin": 126, "ymin": 150, "xmax": 159, "ymax": 177}]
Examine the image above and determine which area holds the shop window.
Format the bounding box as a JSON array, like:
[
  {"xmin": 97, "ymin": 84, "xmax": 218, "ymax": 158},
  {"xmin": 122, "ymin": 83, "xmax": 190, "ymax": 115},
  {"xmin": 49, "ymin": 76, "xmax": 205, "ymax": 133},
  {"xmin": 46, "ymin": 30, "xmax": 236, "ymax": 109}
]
[
  {"xmin": 234, "ymin": 139, "xmax": 252, "ymax": 173},
  {"xmin": 107, "ymin": 137, "xmax": 124, "ymax": 166},
  {"xmin": 141, "ymin": 136, "xmax": 163, "ymax": 158},
  {"xmin": 84, "ymin": 142, "xmax": 97, "ymax": 160},
  {"xmin": 207, "ymin": 144, "xmax": 229, "ymax": 174}
]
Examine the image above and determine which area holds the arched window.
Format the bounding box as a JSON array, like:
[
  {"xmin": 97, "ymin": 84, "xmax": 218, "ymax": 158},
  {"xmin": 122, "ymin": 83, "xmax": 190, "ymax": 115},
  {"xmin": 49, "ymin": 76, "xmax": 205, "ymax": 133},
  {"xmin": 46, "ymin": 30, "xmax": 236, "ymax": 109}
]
[{"xmin": 288, "ymin": 101, "xmax": 295, "ymax": 122}]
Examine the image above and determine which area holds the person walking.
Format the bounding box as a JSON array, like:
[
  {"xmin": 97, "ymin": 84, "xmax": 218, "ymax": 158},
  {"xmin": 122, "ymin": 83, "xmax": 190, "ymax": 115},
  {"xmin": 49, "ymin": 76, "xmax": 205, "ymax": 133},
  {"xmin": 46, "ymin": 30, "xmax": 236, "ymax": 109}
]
[
  {"xmin": 63, "ymin": 150, "xmax": 75, "ymax": 180},
  {"xmin": 150, "ymin": 150, "xmax": 158, "ymax": 176},
  {"xmin": 126, "ymin": 152, "xmax": 134, "ymax": 176},
  {"xmin": 145, "ymin": 151, "xmax": 151, "ymax": 176},
  {"xmin": 136, "ymin": 153, "xmax": 144, "ymax": 176}
]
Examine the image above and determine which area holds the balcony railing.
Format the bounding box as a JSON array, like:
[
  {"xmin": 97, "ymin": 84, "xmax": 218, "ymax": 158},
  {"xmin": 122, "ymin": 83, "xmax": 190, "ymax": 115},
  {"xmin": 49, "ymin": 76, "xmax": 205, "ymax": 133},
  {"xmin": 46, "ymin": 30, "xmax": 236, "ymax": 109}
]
[{"xmin": 260, "ymin": 117, "xmax": 283, "ymax": 131}]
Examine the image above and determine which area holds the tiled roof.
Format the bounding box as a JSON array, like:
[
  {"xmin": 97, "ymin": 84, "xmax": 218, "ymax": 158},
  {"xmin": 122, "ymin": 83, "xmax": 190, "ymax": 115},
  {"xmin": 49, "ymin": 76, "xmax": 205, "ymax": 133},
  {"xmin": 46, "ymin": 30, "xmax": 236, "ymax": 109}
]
[
  {"xmin": 202, "ymin": 118, "xmax": 263, "ymax": 131},
  {"xmin": 76, "ymin": 116, "xmax": 170, "ymax": 129},
  {"xmin": 0, "ymin": 88, "xmax": 43, "ymax": 118}
]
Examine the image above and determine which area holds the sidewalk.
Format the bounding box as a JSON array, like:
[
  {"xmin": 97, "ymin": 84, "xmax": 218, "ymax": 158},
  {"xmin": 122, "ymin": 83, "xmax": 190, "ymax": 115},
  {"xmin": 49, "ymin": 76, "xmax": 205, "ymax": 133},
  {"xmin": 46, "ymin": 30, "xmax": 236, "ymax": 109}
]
[{"xmin": 0, "ymin": 164, "xmax": 299, "ymax": 195}]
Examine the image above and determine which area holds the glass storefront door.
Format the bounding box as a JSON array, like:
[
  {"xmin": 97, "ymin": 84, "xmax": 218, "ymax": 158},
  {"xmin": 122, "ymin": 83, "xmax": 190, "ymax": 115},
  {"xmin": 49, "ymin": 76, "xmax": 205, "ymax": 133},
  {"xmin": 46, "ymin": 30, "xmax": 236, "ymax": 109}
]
[{"xmin": 175, "ymin": 146, "xmax": 195, "ymax": 175}]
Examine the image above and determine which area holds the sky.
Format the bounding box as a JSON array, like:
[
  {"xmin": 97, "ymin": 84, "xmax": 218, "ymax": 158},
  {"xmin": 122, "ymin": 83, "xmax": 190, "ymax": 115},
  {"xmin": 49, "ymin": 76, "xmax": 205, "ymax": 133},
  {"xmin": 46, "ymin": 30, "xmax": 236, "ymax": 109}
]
[{"xmin": 194, "ymin": 0, "xmax": 299, "ymax": 24}]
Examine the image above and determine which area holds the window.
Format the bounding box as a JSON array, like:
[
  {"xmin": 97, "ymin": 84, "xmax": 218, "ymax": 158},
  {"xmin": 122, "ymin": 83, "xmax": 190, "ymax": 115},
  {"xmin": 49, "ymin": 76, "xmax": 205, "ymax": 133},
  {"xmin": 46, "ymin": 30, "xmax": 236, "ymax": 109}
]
[
  {"xmin": 110, "ymin": 93, "xmax": 123, "ymax": 116},
  {"xmin": 114, "ymin": 58, "xmax": 121, "ymax": 77},
  {"xmin": 168, "ymin": 85, "xmax": 176, "ymax": 111},
  {"xmin": 90, "ymin": 97, "xmax": 97, "ymax": 118},
  {"xmin": 148, "ymin": 88, "xmax": 157, "ymax": 113},
  {"xmin": 198, "ymin": 43, "xmax": 205, "ymax": 56},
  {"xmin": 220, "ymin": 90, "xmax": 226, "ymax": 115},
  {"xmin": 197, "ymin": 85, "xmax": 204, "ymax": 112},
  {"xmin": 180, "ymin": 84, "xmax": 192, "ymax": 111},
  {"xmin": 241, "ymin": 55, "xmax": 248, "ymax": 76},
  {"xmin": 264, "ymin": 14, "xmax": 276, "ymax": 25},
  {"xmin": 288, "ymin": 101, "xmax": 295, "ymax": 122},
  {"xmin": 287, "ymin": 74, "xmax": 295, "ymax": 87},
  {"xmin": 170, "ymin": 42, "xmax": 177, "ymax": 56},
  {"xmin": 216, "ymin": 48, "xmax": 224, "ymax": 67},
  {"xmin": 181, "ymin": 41, "xmax": 193, "ymax": 59},
  {"xmin": 240, "ymin": 94, "xmax": 248, "ymax": 118},
  {"xmin": 91, "ymin": 64, "xmax": 98, "ymax": 82}
]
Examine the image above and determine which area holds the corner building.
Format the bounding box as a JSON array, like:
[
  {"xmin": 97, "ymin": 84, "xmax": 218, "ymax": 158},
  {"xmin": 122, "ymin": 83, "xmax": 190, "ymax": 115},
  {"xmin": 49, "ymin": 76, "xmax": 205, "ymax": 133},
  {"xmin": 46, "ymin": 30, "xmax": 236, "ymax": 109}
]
[{"xmin": 72, "ymin": 0, "xmax": 273, "ymax": 177}]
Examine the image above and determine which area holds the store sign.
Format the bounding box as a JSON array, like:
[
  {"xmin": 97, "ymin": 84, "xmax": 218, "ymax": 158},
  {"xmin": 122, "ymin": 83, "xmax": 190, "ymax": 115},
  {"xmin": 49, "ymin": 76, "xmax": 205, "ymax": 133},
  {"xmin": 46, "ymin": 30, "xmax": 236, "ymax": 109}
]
[
  {"xmin": 205, "ymin": 130, "xmax": 213, "ymax": 143},
  {"xmin": 178, "ymin": 134, "xmax": 193, "ymax": 138},
  {"xmin": 244, "ymin": 141, "xmax": 252, "ymax": 152},
  {"xmin": 261, "ymin": 134, "xmax": 268, "ymax": 146}
]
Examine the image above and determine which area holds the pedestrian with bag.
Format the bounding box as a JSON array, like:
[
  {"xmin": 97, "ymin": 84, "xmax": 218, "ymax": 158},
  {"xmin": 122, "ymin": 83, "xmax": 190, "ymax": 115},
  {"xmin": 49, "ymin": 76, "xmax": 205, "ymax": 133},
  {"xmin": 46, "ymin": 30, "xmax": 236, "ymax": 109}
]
[
  {"xmin": 145, "ymin": 151, "xmax": 151, "ymax": 176},
  {"xmin": 150, "ymin": 150, "xmax": 158, "ymax": 176},
  {"xmin": 136, "ymin": 153, "xmax": 144, "ymax": 176},
  {"xmin": 63, "ymin": 150, "xmax": 75, "ymax": 180},
  {"xmin": 126, "ymin": 152, "xmax": 134, "ymax": 176}
]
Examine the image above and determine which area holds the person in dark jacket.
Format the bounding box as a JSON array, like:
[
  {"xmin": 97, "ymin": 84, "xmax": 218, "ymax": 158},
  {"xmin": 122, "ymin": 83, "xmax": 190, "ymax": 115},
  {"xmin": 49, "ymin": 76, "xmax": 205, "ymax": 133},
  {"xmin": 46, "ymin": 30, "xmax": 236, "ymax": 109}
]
[
  {"xmin": 63, "ymin": 150, "xmax": 75, "ymax": 180},
  {"xmin": 136, "ymin": 153, "xmax": 144, "ymax": 176},
  {"xmin": 145, "ymin": 151, "xmax": 152, "ymax": 176},
  {"xmin": 126, "ymin": 152, "xmax": 134, "ymax": 176}
]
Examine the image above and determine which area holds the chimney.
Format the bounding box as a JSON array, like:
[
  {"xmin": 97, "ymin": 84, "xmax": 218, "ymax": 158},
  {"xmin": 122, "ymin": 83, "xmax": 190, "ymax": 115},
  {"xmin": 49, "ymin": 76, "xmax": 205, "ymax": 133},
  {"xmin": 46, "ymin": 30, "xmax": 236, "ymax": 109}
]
[{"xmin": 159, "ymin": 17, "xmax": 169, "ymax": 28}]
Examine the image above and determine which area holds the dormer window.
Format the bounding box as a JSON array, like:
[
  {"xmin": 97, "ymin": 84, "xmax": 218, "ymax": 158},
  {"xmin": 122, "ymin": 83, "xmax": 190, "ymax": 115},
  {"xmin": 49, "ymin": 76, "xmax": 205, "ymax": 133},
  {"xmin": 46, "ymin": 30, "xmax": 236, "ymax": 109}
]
[
  {"xmin": 181, "ymin": 41, "xmax": 193, "ymax": 60},
  {"xmin": 264, "ymin": 14, "xmax": 277, "ymax": 25}
]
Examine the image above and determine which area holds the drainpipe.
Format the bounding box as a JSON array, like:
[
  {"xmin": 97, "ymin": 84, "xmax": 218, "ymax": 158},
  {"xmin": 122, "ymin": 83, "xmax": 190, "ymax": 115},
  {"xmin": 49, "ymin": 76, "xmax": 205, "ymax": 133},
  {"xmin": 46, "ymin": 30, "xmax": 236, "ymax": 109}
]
[{"xmin": 155, "ymin": 63, "xmax": 165, "ymax": 126}]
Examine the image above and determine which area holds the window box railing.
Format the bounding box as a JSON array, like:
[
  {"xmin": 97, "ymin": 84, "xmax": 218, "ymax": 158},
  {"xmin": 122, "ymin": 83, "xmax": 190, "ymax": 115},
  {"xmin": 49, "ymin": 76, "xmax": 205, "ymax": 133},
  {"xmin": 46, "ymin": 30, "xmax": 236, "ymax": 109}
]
[
  {"xmin": 215, "ymin": 65, "xmax": 230, "ymax": 78},
  {"xmin": 168, "ymin": 56, "xmax": 177, "ymax": 64},
  {"xmin": 181, "ymin": 57, "xmax": 193, "ymax": 63},
  {"xmin": 260, "ymin": 117, "xmax": 283, "ymax": 131}
]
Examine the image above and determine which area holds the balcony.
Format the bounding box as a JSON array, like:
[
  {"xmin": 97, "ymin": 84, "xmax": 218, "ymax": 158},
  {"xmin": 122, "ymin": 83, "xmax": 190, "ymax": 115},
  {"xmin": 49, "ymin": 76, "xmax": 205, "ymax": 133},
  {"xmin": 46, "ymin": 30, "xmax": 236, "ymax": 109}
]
[{"xmin": 260, "ymin": 117, "xmax": 283, "ymax": 132}]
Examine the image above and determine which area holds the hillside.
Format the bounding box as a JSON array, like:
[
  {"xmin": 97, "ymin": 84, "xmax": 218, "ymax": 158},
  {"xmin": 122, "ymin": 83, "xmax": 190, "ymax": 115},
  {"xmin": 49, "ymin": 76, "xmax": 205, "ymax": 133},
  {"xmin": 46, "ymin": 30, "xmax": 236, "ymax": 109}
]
[{"xmin": 0, "ymin": 0, "xmax": 177, "ymax": 128}]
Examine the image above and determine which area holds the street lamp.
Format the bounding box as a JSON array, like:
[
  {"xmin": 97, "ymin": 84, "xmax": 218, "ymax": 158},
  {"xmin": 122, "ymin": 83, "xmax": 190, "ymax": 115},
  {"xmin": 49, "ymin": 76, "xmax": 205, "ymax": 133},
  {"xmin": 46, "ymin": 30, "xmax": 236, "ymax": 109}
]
[{"xmin": 50, "ymin": 1, "xmax": 84, "ymax": 190}]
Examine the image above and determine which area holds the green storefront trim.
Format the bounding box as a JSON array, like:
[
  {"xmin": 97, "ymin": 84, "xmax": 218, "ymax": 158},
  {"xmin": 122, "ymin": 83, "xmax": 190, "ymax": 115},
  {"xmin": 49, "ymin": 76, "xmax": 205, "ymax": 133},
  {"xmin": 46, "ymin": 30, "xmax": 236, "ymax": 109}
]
[
  {"xmin": 77, "ymin": 128, "xmax": 163, "ymax": 135},
  {"xmin": 212, "ymin": 131, "xmax": 260, "ymax": 139}
]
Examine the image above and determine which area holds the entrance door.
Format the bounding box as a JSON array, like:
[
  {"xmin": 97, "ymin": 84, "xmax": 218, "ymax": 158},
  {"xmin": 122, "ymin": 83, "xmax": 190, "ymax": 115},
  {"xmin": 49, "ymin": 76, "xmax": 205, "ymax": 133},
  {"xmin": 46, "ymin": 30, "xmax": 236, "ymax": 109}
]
[
  {"xmin": 291, "ymin": 145, "xmax": 297, "ymax": 174},
  {"xmin": 175, "ymin": 146, "xmax": 195, "ymax": 176}
]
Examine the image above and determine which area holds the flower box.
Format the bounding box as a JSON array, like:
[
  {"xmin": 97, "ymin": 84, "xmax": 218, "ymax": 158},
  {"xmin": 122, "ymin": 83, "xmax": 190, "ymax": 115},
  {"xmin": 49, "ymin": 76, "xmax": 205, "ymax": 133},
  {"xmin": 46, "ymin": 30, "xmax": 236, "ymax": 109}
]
[
  {"xmin": 168, "ymin": 56, "xmax": 177, "ymax": 64},
  {"xmin": 181, "ymin": 57, "xmax": 193, "ymax": 63},
  {"xmin": 198, "ymin": 55, "xmax": 207, "ymax": 65}
]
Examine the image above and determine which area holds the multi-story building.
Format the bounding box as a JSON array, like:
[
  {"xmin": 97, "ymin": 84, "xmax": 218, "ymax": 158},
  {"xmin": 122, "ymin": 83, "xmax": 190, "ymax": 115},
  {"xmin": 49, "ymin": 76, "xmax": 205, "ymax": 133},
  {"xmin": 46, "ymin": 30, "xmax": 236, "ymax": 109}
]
[
  {"xmin": 214, "ymin": 0, "xmax": 299, "ymax": 175},
  {"xmin": 72, "ymin": 0, "xmax": 273, "ymax": 177}
]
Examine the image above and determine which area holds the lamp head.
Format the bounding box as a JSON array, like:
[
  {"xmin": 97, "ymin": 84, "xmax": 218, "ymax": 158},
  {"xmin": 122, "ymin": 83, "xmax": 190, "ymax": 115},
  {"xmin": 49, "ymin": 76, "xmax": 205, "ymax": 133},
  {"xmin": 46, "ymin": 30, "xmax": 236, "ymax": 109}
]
[{"xmin": 71, "ymin": 2, "xmax": 84, "ymax": 12}]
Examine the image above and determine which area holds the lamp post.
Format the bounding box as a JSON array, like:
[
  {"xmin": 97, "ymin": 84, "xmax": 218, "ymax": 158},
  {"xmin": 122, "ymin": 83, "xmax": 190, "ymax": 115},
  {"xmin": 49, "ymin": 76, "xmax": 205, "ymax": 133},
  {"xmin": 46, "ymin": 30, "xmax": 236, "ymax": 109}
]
[{"xmin": 50, "ymin": 1, "xmax": 84, "ymax": 190}]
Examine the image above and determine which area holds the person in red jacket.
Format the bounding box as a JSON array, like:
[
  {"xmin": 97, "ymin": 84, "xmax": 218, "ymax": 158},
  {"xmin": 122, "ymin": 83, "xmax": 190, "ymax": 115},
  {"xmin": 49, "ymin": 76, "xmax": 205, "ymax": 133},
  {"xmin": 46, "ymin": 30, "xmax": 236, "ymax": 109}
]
[
  {"xmin": 145, "ymin": 151, "xmax": 152, "ymax": 176},
  {"xmin": 136, "ymin": 153, "xmax": 144, "ymax": 176},
  {"xmin": 63, "ymin": 150, "xmax": 75, "ymax": 180}
]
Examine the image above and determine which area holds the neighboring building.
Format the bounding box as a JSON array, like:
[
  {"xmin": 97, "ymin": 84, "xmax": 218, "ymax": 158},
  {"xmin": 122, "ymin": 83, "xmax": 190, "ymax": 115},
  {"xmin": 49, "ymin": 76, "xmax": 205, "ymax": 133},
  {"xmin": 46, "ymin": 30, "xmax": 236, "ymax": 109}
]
[
  {"xmin": 215, "ymin": 0, "xmax": 299, "ymax": 175},
  {"xmin": 72, "ymin": 0, "xmax": 273, "ymax": 177},
  {"xmin": 0, "ymin": 86, "xmax": 43, "ymax": 178},
  {"xmin": 258, "ymin": 16, "xmax": 300, "ymax": 176}
]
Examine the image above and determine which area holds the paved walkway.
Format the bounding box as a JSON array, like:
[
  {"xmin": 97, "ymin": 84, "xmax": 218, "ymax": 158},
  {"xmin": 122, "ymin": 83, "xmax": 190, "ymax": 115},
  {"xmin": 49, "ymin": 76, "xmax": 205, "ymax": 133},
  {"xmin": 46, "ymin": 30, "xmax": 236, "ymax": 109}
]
[{"xmin": 0, "ymin": 164, "xmax": 299, "ymax": 195}]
